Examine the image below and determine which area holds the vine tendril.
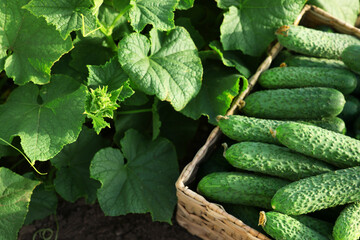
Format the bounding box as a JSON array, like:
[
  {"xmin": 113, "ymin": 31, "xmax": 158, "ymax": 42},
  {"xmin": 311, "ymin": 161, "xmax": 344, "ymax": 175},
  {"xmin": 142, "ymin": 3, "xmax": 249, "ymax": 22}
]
[{"xmin": 0, "ymin": 137, "xmax": 47, "ymax": 175}]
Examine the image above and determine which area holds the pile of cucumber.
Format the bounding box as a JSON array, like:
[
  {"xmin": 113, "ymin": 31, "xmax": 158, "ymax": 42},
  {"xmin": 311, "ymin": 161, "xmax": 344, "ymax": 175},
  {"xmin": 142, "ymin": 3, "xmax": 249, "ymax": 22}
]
[{"xmin": 196, "ymin": 25, "xmax": 360, "ymax": 240}]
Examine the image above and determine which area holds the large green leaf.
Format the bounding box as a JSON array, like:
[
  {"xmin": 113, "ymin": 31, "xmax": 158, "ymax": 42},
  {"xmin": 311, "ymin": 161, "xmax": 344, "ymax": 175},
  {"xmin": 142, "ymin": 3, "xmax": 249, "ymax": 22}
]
[
  {"xmin": 0, "ymin": 75, "xmax": 87, "ymax": 162},
  {"xmin": 24, "ymin": 184, "xmax": 58, "ymax": 225},
  {"xmin": 128, "ymin": 0, "xmax": 178, "ymax": 32},
  {"xmin": 175, "ymin": 17, "xmax": 206, "ymax": 50},
  {"xmin": 118, "ymin": 27, "xmax": 203, "ymax": 111},
  {"xmin": 181, "ymin": 59, "xmax": 240, "ymax": 124},
  {"xmin": 90, "ymin": 129, "xmax": 178, "ymax": 223},
  {"xmin": 51, "ymin": 127, "xmax": 109, "ymax": 203},
  {"xmin": 0, "ymin": 167, "xmax": 40, "ymax": 240},
  {"xmin": 113, "ymin": 111, "xmax": 152, "ymax": 143},
  {"xmin": 219, "ymin": 0, "xmax": 306, "ymax": 56},
  {"xmin": 0, "ymin": 0, "xmax": 73, "ymax": 85},
  {"xmin": 24, "ymin": 0, "xmax": 98, "ymax": 39},
  {"xmin": 308, "ymin": 0, "xmax": 359, "ymax": 25}
]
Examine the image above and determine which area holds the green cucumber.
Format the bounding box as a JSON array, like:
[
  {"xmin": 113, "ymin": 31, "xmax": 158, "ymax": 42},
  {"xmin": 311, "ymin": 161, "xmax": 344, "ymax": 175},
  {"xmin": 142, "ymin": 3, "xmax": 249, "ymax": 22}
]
[
  {"xmin": 217, "ymin": 115, "xmax": 346, "ymax": 145},
  {"xmin": 275, "ymin": 122, "xmax": 360, "ymax": 167},
  {"xmin": 276, "ymin": 25, "xmax": 360, "ymax": 59},
  {"xmin": 258, "ymin": 66, "xmax": 357, "ymax": 94},
  {"xmin": 224, "ymin": 142, "xmax": 335, "ymax": 181},
  {"xmin": 333, "ymin": 202, "xmax": 360, "ymax": 240},
  {"xmin": 341, "ymin": 45, "xmax": 360, "ymax": 73},
  {"xmin": 242, "ymin": 87, "xmax": 345, "ymax": 120},
  {"xmin": 292, "ymin": 215, "xmax": 333, "ymax": 240},
  {"xmin": 217, "ymin": 115, "xmax": 282, "ymax": 144},
  {"xmin": 197, "ymin": 172, "xmax": 290, "ymax": 209},
  {"xmin": 284, "ymin": 55, "xmax": 347, "ymax": 68},
  {"xmin": 258, "ymin": 211, "xmax": 328, "ymax": 240},
  {"xmin": 303, "ymin": 117, "xmax": 346, "ymax": 135},
  {"xmin": 339, "ymin": 95, "xmax": 360, "ymax": 122},
  {"xmin": 271, "ymin": 166, "xmax": 360, "ymax": 215}
]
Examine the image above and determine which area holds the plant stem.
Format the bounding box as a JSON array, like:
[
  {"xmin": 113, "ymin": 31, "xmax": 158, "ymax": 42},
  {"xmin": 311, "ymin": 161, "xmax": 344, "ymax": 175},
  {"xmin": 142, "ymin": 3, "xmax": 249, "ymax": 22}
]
[
  {"xmin": 0, "ymin": 137, "xmax": 47, "ymax": 175},
  {"xmin": 99, "ymin": 5, "xmax": 131, "ymax": 52},
  {"xmin": 104, "ymin": 34, "xmax": 118, "ymax": 52},
  {"xmin": 54, "ymin": 214, "xmax": 59, "ymax": 240},
  {"xmin": 117, "ymin": 108, "xmax": 153, "ymax": 114},
  {"xmin": 109, "ymin": 5, "xmax": 132, "ymax": 31}
]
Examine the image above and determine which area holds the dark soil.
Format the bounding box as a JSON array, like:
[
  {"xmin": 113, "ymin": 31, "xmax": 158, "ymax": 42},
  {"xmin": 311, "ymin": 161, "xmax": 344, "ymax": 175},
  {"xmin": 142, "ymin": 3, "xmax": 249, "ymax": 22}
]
[{"xmin": 19, "ymin": 198, "xmax": 200, "ymax": 240}]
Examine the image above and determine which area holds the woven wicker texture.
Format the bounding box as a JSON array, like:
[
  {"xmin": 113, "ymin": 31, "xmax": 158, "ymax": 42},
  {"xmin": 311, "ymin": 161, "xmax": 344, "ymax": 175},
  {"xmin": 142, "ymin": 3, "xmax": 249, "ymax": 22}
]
[{"xmin": 176, "ymin": 4, "xmax": 360, "ymax": 240}]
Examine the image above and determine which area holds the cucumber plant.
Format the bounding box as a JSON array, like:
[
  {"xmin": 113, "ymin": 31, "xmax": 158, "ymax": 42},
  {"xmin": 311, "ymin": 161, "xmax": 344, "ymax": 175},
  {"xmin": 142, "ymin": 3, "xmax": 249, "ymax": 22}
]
[{"xmin": 0, "ymin": 0, "xmax": 311, "ymax": 239}]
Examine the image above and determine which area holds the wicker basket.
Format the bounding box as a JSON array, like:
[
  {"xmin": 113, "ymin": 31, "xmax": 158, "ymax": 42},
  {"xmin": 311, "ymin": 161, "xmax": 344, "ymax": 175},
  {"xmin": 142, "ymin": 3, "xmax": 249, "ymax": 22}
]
[{"xmin": 176, "ymin": 5, "xmax": 360, "ymax": 240}]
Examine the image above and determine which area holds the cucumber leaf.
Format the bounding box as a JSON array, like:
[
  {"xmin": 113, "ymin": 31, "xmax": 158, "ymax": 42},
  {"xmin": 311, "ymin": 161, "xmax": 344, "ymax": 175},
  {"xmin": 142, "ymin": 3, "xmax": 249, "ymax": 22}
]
[
  {"xmin": 152, "ymin": 98, "xmax": 161, "ymax": 140},
  {"xmin": 175, "ymin": 17, "xmax": 206, "ymax": 50},
  {"xmin": 215, "ymin": 0, "xmax": 241, "ymax": 9},
  {"xmin": 209, "ymin": 40, "xmax": 251, "ymax": 77},
  {"xmin": 90, "ymin": 129, "xmax": 178, "ymax": 223},
  {"xmin": 97, "ymin": 4, "xmax": 132, "ymax": 41},
  {"xmin": 0, "ymin": 0, "xmax": 73, "ymax": 85},
  {"xmin": 51, "ymin": 127, "xmax": 109, "ymax": 203},
  {"xmin": 87, "ymin": 57, "xmax": 134, "ymax": 99},
  {"xmin": 177, "ymin": 0, "xmax": 194, "ymax": 10},
  {"xmin": 114, "ymin": 111, "xmax": 152, "ymax": 142},
  {"xmin": 24, "ymin": 184, "xmax": 58, "ymax": 225},
  {"xmin": 128, "ymin": 0, "xmax": 178, "ymax": 32},
  {"xmin": 240, "ymin": 75, "xmax": 249, "ymax": 94},
  {"xmin": 219, "ymin": 0, "xmax": 306, "ymax": 56},
  {"xmin": 181, "ymin": 59, "xmax": 240, "ymax": 124},
  {"xmin": 0, "ymin": 167, "xmax": 40, "ymax": 240},
  {"xmin": 118, "ymin": 27, "xmax": 203, "ymax": 111},
  {"xmin": 23, "ymin": 0, "xmax": 98, "ymax": 39},
  {"xmin": 70, "ymin": 36, "xmax": 114, "ymax": 76},
  {"xmin": 0, "ymin": 51, "xmax": 5, "ymax": 71},
  {"xmin": 308, "ymin": 0, "xmax": 359, "ymax": 25},
  {"xmin": 0, "ymin": 75, "xmax": 87, "ymax": 162},
  {"xmin": 113, "ymin": 0, "xmax": 130, "ymax": 11}
]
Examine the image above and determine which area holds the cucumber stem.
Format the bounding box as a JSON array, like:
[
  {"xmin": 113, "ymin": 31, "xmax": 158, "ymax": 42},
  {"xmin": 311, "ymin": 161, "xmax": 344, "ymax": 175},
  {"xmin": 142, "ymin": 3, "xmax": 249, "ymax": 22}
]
[
  {"xmin": 259, "ymin": 211, "xmax": 267, "ymax": 227},
  {"xmin": 269, "ymin": 128, "xmax": 276, "ymax": 138},
  {"xmin": 221, "ymin": 143, "xmax": 228, "ymax": 158},
  {"xmin": 216, "ymin": 115, "xmax": 228, "ymax": 122}
]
